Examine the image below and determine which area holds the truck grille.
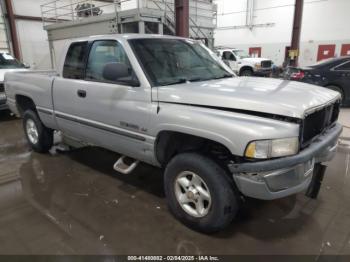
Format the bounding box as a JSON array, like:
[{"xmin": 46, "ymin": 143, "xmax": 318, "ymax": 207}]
[
  {"xmin": 301, "ymin": 101, "xmax": 340, "ymax": 148},
  {"xmin": 0, "ymin": 83, "xmax": 4, "ymax": 93},
  {"xmin": 261, "ymin": 61, "xmax": 272, "ymax": 68}
]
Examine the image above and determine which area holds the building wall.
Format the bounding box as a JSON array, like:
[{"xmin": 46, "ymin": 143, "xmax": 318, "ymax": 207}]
[
  {"xmin": 214, "ymin": 0, "xmax": 350, "ymax": 67},
  {"xmin": 12, "ymin": 0, "xmax": 51, "ymax": 69},
  {"xmin": 8, "ymin": 0, "xmax": 122, "ymax": 69},
  {"xmin": 6, "ymin": 0, "xmax": 350, "ymax": 69},
  {"xmin": 15, "ymin": 20, "xmax": 51, "ymax": 69},
  {"xmin": 6, "ymin": 0, "xmax": 217, "ymax": 69}
]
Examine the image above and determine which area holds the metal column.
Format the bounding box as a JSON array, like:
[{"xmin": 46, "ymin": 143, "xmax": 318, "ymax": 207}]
[
  {"xmin": 175, "ymin": 0, "xmax": 189, "ymax": 38},
  {"xmin": 158, "ymin": 22, "xmax": 163, "ymax": 35},
  {"xmin": 4, "ymin": 0, "xmax": 20, "ymax": 59},
  {"xmin": 290, "ymin": 0, "xmax": 304, "ymax": 66},
  {"xmin": 139, "ymin": 20, "xmax": 145, "ymax": 34}
]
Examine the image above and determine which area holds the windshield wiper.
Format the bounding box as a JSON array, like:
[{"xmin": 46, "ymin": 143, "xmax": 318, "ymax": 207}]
[
  {"xmin": 213, "ymin": 74, "xmax": 234, "ymax": 80},
  {"xmin": 160, "ymin": 74, "xmax": 233, "ymax": 86},
  {"xmin": 189, "ymin": 75, "xmax": 233, "ymax": 82},
  {"xmin": 162, "ymin": 77, "xmax": 207, "ymax": 85},
  {"xmin": 188, "ymin": 77, "xmax": 207, "ymax": 82},
  {"xmin": 160, "ymin": 78, "xmax": 188, "ymax": 86}
]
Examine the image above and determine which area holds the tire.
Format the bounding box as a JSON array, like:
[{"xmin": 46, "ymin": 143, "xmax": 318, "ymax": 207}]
[
  {"xmin": 326, "ymin": 85, "xmax": 345, "ymax": 104},
  {"xmin": 240, "ymin": 68, "xmax": 254, "ymax": 77},
  {"xmin": 23, "ymin": 110, "xmax": 53, "ymax": 153},
  {"xmin": 164, "ymin": 153, "xmax": 239, "ymax": 233}
]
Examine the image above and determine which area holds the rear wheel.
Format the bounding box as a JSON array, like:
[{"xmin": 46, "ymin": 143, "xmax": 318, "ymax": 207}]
[
  {"xmin": 164, "ymin": 153, "xmax": 239, "ymax": 233},
  {"xmin": 23, "ymin": 110, "xmax": 53, "ymax": 153},
  {"xmin": 326, "ymin": 85, "xmax": 345, "ymax": 104}
]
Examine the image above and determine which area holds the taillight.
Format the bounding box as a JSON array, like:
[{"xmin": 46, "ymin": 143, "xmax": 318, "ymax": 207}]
[{"xmin": 290, "ymin": 71, "xmax": 305, "ymax": 80}]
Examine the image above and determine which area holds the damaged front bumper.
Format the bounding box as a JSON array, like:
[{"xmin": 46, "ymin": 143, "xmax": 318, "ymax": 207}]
[
  {"xmin": 0, "ymin": 92, "xmax": 8, "ymax": 111},
  {"xmin": 229, "ymin": 123, "xmax": 342, "ymax": 200},
  {"xmin": 254, "ymin": 68, "xmax": 272, "ymax": 76}
]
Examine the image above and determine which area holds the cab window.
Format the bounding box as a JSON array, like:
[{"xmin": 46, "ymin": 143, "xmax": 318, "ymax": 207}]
[
  {"xmin": 222, "ymin": 51, "xmax": 235, "ymax": 61},
  {"xmin": 85, "ymin": 40, "xmax": 134, "ymax": 84},
  {"xmin": 63, "ymin": 41, "xmax": 88, "ymax": 79}
]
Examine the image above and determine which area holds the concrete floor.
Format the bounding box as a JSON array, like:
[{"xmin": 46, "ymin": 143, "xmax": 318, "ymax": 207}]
[{"xmin": 1, "ymin": 109, "xmax": 350, "ymax": 255}]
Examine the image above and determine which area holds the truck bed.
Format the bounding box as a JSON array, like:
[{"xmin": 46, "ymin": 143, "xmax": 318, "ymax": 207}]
[{"xmin": 5, "ymin": 70, "xmax": 58, "ymax": 118}]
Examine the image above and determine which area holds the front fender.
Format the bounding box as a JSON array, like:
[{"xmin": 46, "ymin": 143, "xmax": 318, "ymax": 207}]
[{"xmin": 151, "ymin": 103, "xmax": 300, "ymax": 157}]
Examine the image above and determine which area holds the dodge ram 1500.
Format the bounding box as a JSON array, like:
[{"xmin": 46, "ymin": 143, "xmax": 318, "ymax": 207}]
[{"xmin": 4, "ymin": 34, "xmax": 342, "ymax": 233}]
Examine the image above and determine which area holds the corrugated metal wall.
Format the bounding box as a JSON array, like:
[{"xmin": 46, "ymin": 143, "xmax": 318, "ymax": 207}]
[{"xmin": 0, "ymin": 4, "xmax": 11, "ymax": 53}]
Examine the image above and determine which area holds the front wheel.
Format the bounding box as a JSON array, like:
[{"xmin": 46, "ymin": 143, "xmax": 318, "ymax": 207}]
[
  {"xmin": 23, "ymin": 110, "xmax": 53, "ymax": 153},
  {"xmin": 240, "ymin": 68, "xmax": 254, "ymax": 77},
  {"xmin": 164, "ymin": 153, "xmax": 239, "ymax": 233}
]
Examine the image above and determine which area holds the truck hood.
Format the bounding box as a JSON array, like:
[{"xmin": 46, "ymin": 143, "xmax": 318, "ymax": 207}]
[
  {"xmin": 241, "ymin": 57, "xmax": 271, "ymax": 63},
  {"xmin": 157, "ymin": 77, "xmax": 340, "ymax": 119}
]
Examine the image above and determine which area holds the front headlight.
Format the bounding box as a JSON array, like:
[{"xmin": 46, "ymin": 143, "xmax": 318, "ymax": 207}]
[
  {"xmin": 245, "ymin": 137, "xmax": 299, "ymax": 159},
  {"xmin": 254, "ymin": 63, "xmax": 261, "ymax": 69}
]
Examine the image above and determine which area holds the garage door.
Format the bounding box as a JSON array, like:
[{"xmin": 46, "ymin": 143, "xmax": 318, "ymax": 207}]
[
  {"xmin": 317, "ymin": 44, "xmax": 336, "ymax": 61},
  {"xmin": 249, "ymin": 47, "xmax": 261, "ymax": 58},
  {"xmin": 341, "ymin": 44, "xmax": 350, "ymax": 56}
]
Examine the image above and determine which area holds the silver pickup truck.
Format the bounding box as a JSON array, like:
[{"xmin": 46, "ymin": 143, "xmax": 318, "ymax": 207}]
[{"xmin": 4, "ymin": 34, "xmax": 342, "ymax": 233}]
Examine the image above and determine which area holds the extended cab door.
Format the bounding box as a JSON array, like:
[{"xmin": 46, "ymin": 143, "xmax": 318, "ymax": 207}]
[{"xmin": 53, "ymin": 40, "xmax": 155, "ymax": 163}]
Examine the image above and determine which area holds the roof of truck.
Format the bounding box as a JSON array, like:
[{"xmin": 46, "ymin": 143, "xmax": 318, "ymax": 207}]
[
  {"xmin": 69, "ymin": 34, "xmax": 189, "ymax": 43},
  {"xmin": 215, "ymin": 47, "xmax": 240, "ymax": 52}
]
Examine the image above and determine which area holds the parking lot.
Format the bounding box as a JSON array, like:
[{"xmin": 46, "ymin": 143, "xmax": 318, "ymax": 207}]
[{"xmin": 1, "ymin": 109, "xmax": 350, "ymax": 255}]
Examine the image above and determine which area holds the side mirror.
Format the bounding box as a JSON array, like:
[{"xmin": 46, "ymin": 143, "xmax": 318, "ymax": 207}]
[
  {"xmin": 102, "ymin": 62, "xmax": 140, "ymax": 87},
  {"xmin": 103, "ymin": 62, "xmax": 130, "ymax": 81}
]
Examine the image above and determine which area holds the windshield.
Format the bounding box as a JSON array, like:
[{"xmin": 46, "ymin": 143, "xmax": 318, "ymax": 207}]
[
  {"xmin": 129, "ymin": 38, "xmax": 233, "ymax": 87},
  {"xmin": 0, "ymin": 53, "xmax": 25, "ymax": 69},
  {"xmin": 233, "ymin": 50, "xmax": 250, "ymax": 59}
]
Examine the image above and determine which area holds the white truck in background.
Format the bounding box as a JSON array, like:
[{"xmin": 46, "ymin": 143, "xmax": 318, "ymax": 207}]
[
  {"xmin": 215, "ymin": 47, "xmax": 273, "ymax": 77},
  {"xmin": 0, "ymin": 52, "xmax": 28, "ymax": 111}
]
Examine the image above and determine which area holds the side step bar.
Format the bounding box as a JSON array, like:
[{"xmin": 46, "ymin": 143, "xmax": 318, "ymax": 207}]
[{"xmin": 113, "ymin": 156, "xmax": 139, "ymax": 174}]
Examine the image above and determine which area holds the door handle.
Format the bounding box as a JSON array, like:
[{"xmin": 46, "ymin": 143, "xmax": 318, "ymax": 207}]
[{"xmin": 77, "ymin": 90, "xmax": 87, "ymax": 98}]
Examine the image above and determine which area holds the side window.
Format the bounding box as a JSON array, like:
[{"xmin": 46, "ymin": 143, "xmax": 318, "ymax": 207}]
[
  {"xmin": 63, "ymin": 41, "xmax": 88, "ymax": 79},
  {"xmin": 222, "ymin": 51, "xmax": 235, "ymax": 61},
  {"xmin": 335, "ymin": 61, "xmax": 350, "ymax": 71},
  {"xmin": 85, "ymin": 40, "xmax": 133, "ymax": 83},
  {"xmin": 222, "ymin": 51, "xmax": 230, "ymax": 60}
]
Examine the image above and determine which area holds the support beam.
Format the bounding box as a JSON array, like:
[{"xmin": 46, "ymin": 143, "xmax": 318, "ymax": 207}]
[
  {"xmin": 10, "ymin": 15, "xmax": 68, "ymax": 22},
  {"xmin": 4, "ymin": 0, "xmax": 20, "ymax": 59},
  {"xmin": 246, "ymin": 0, "xmax": 254, "ymax": 30},
  {"xmin": 14, "ymin": 15, "xmax": 42, "ymax": 22},
  {"xmin": 175, "ymin": 0, "xmax": 189, "ymax": 38},
  {"xmin": 158, "ymin": 22, "xmax": 163, "ymax": 35},
  {"xmin": 139, "ymin": 21, "xmax": 145, "ymax": 34},
  {"xmin": 290, "ymin": 0, "xmax": 304, "ymax": 66}
]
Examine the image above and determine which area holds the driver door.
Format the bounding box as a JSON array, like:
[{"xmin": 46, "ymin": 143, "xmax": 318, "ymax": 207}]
[{"xmin": 53, "ymin": 40, "xmax": 153, "ymax": 161}]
